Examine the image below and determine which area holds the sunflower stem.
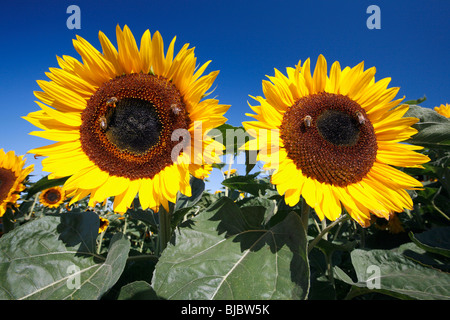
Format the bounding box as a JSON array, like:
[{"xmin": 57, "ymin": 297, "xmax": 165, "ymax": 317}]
[
  {"xmin": 158, "ymin": 203, "xmax": 173, "ymax": 255},
  {"xmin": 321, "ymin": 219, "xmax": 328, "ymax": 240},
  {"xmin": 123, "ymin": 213, "xmax": 128, "ymax": 234},
  {"xmin": 224, "ymin": 155, "xmax": 234, "ymax": 197},
  {"xmin": 325, "ymin": 252, "xmax": 335, "ymax": 288},
  {"xmin": 25, "ymin": 193, "xmax": 39, "ymax": 221},
  {"xmin": 97, "ymin": 230, "xmax": 105, "ymax": 254},
  {"xmin": 308, "ymin": 214, "xmax": 350, "ymax": 254},
  {"xmin": 300, "ymin": 198, "xmax": 310, "ymax": 231}
]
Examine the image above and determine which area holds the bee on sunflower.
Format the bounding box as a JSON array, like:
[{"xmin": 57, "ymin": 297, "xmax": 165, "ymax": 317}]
[
  {"xmin": 243, "ymin": 55, "xmax": 430, "ymax": 226},
  {"xmin": 24, "ymin": 25, "xmax": 229, "ymax": 214}
]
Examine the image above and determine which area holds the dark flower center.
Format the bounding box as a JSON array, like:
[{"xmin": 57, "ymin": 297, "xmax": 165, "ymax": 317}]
[
  {"xmin": 105, "ymin": 98, "xmax": 163, "ymax": 155},
  {"xmin": 44, "ymin": 189, "xmax": 62, "ymax": 204},
  {"xmin": 280, "ymin": 92, "xmax": 377, "ymax": 187},
  {"xmin": 80, "ymin": 73, "xmax": 190, "ymax": 180},
  {"xmin": 0, "ymin": 168, "xmax": 16, "ymax": 202},
  {"xmin": 316, "ymin": 109, "xmax": 360, "ymax": 146}
]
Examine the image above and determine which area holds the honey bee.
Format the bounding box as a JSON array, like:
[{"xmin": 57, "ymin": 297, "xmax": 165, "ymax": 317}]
[
  {"xmin": 99, "ymin": 116, "xmax": 108, "ymax": 130},
  {"xmin": 106, "ymin": 97, "xmax": 118, "ymax": 107},
  {"xmin": 356, "ymin": 111, "xmax": 366, "ymax": 125},
  {"xmin": 303, "ymin": 115, "xmax": 312, "ymax": 127},
  {"xmin": 171, "ymin": 104, "xmax": 182, "ymax": 115}
]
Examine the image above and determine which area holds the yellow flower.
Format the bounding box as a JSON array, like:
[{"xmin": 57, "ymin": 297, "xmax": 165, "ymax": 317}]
[
  {"xmin": 24, "ymin": 25, "xmax": 229, "ymax": 214},
  {"xmin": 0, "ymin": 149, "xmax": 34, "ymax": 216},
  {"xmin": 434, "ymin": 103, "xmax": 450, "ymax": 118},
  {"xmin": 39, "ymin": 186, "xmax": 65, "ymax": 208},
  {"xmin": 98, "ymin": 216, "xmax": 109, "ymax": 233},
  {"xmin": 243, "ymin": 55, "xmax": 430, "ymax": 226},
  {"xmin": 224, "ymin": 168, "xmax": 237, "ymax": 176}
]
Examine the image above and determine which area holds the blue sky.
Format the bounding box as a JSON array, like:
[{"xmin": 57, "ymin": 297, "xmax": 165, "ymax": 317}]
[{"xmin": 0, "ymin": 0, "xmax": 449, "ymax": 192}]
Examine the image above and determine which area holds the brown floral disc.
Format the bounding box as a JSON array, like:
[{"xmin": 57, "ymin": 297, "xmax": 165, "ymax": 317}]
[
  {"xmin": 280, "ymin": 92, "xmax": 378, "ymax": 187},
  {"xmin": 0, "ymin": 168, "xmax": 16, "ymax": 202},
  {"xmin": 80, "ymin": 73, "xmax": 190, "ymax": 180},
  {"xmin": 42, "ymin": 188, "xmax": 62, "ymax": 205}
]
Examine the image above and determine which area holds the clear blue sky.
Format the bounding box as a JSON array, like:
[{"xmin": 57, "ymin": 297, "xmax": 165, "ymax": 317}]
[{"xmin": 1, "ymin": 0, "xmax": 449, "ymax": 192}]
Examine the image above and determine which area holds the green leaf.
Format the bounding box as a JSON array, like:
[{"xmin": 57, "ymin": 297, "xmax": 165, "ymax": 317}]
[
  {"xmin": 152, "ymin": 197, "xmax": 309, "ymax": 300},
  {"xmin": 404, "ymin": 96, "xmax": 427, "ymax": 105},
  {"xmin": 405, "ymin": 105, "xmax": 450, "ymax": 149},
  {"xmin": 117, "ymin": 281, "xmax": 158, "ymax": 300},
  {"xmin": 238, "ymin": 195, "xmax": 276, "ymax": 226},
  {"xmin": 174, "ymin": 176, "xmax": 205, "ymax": 211},
  {"xmin": 395, "ymin": 242, "xmax": 450, "ymax": 272},
  {"xmin": 58, "ymin": 210, "xmax": 99, "ymax": 252},
  {"xmin": 336, "ymin": 249, "xmax": 450, "ymax": 300},
  {"xmin": 0, "ymin": 213, "xmax": 130, "ymax": 300},
  {"xmin": 409, "ymin": 227, "xmax": 450, "ymax": 258},
  {"xmin": 221, "ymin": 172, "xmax": 270, "ymax": 196},
  {"xmin": 129, "ymin": 209, "xmax": 158, "ymax": 227},
  {"xmin": 405, "ymin": 104, "xmax": 449, "ymax": 123}
]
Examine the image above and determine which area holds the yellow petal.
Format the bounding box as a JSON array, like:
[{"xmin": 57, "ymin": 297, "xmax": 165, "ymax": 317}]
[
  {"xmin": 64, "ymin": 166, "xmax": 109, "ymax": 190},
  {"xmin": 139, "ymin": 178, "xmax": 156, "ymax": 210},
  {"xmin": 313, "ymin": 54, "xmax": 327, "ymax": 93},
  {"xmin": 91, "ymin": 175, "xmax": 131, "ymax": 203},
  {"xmin": 151, "ymin": 31, "xmax": 165, "ymax": 76},
  {"xmin": 113, "ymin": 179, "xmax": 141, "ymax": 213},
  {"xmin": 116, "ymin": 25, "xmax": 141, "ymax": 73},
  {"xmin": 99, "ymin": 30, "xmax": 123, "ymax": 74},
  {"xmin": 326, "ymin": 61, "xmax": 341, "ymax": 93},
  {"xmin": 36, "ymin": 81, "xmax": 86, "ymax": 112},
  {"xmin": 29, "ymin": 129, "xmax": 80, "ymax": 142},
  {"xmin": 320, "ymin": 183, "xmax": 342, "ymax": 221},
  {"xmin": 139, "ymin": 29, "xmax": 152, "ymax": 74},
  {"xmin": 36, "ymin": 101, "xmax": 82, "ymax": 127}
]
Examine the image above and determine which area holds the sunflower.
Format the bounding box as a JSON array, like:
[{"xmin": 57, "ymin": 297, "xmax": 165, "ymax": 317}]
[
  {"xmin": 0, "ymin": 149, "xmax": 34, "ymax": 216},
  {"xmin": 243, "ymin": 55, "xmax": 430, "ymax": 226},
  {"xmin": 39, "ymin": 186, "xmax": 65, "ymax": 208},
  {"xmin": 24, "ymin": 25, "xmax": 229, "ymax": 213},
  {"xmin": 434, "ymin": 103, "xmax": 450, "ymax": 118},
  {"xmin": 98, "ymin": 216, "xmax": 109, "ymax": 233},
  {"xmin": 223, "ymin": 168, "xmax": 237, "ymax": 176}
]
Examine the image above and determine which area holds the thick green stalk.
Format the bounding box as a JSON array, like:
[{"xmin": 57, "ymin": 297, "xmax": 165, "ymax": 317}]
[
  {"xmin": 158, "ymin": 203, "xmax": 173, "ymax": 255},
  {"xmin": 300, "ymin": 199, "xmax": 310, "ymax": 231}
]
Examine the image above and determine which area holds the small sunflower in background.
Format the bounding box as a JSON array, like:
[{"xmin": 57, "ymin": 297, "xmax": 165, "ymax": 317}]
[
  {"xmin": 98, "ymin": 216, "xmax": 109, "ymax": 234},
  {"xmin": 0, "ymin": 149, "xmax": 34, "ymax": 216},
  {"xmin": 243, "ymin": 55, "xmax": 430, "ymax": 226},
  {"xmin": 223, "ymin": 168, "xmax": 237, "ymax": 177},
  {"xmin": 434, "ymin": 103, "xmax": 450, "ymax": 118},
  {"xmin": 24, "ymin": 25, "xmax": 229, "ymax": 214},
  {"xmin": 39, "ymin": 186, "xmax": 65, "ymax": 208}
]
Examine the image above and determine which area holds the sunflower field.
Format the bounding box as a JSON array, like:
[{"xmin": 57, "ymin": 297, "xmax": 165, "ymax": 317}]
[{"xmin": 0, "ymin": 25, "xmax": 449, "ymax": 302}]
